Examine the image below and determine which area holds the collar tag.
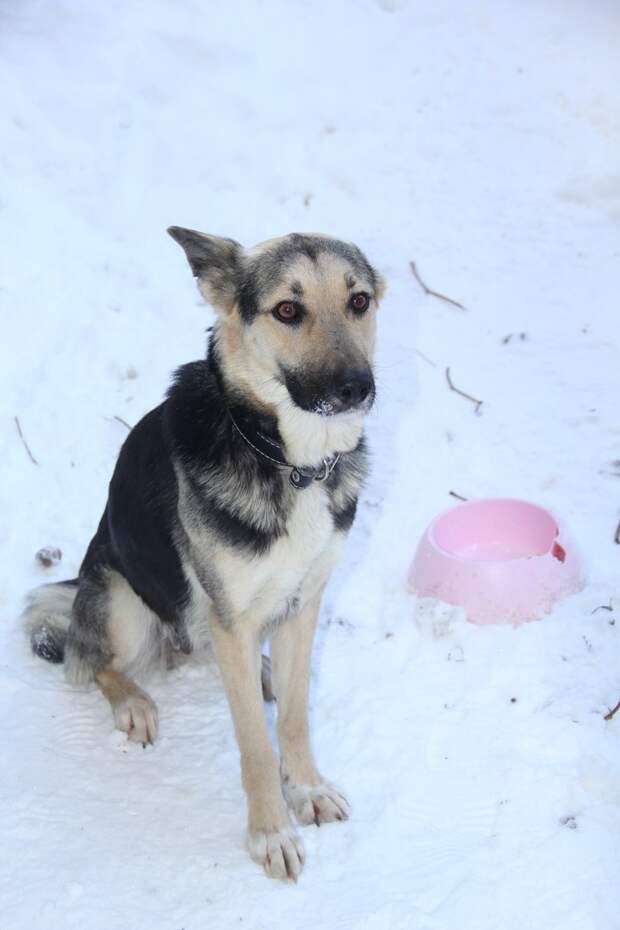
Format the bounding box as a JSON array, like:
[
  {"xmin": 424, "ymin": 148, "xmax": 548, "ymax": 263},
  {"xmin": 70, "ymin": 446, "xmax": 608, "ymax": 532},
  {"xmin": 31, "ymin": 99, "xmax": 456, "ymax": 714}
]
[
  {"xmin": 289, "ymin": 468, "xmax": 314, "ymax": 489},
  {"xmin": 289, "ymin": 456, "xmax": 339, "ymax": 490}
]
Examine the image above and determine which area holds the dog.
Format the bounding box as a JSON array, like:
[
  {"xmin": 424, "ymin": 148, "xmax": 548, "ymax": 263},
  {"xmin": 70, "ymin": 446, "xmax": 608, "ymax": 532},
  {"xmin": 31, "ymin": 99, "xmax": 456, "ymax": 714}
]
[{"xmin": 23, "ymin": 227, "xmax": 385, "ymax": 881}]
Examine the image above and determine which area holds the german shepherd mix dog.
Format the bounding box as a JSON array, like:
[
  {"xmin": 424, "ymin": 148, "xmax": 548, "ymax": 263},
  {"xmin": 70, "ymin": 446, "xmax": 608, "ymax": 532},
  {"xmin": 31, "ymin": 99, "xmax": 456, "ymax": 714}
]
[{"xmin": 23, "ymin": 228, "xmax": 385, "ymax": 881}]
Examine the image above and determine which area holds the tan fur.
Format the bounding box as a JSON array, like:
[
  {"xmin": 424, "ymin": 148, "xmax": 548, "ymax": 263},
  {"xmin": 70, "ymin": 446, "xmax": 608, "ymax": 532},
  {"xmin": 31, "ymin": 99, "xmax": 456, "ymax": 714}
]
[
  {"xmin": 207, "ymin": 611, "xmax": 304, "ymax": 880},
  {"xmin": 271, "ymin": 594, "xmax": 350, "ymax": 825},
  {"xmin": 209, "ymin": 486, "xmax": 343, "ymax": 625},
  {"xmin": 95, "ymin": 667, "xmax": 159, "ymax": 745},
  {"xmin": 107, "ymin": 571, "xmax": 161, "ymax": 676}
]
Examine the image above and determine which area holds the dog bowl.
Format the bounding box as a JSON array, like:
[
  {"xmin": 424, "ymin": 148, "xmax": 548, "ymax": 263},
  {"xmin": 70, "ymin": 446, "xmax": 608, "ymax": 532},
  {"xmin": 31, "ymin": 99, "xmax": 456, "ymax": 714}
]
[{"xmin": 408, "ymin": 498, "xmax": 584, "ymax": 624}]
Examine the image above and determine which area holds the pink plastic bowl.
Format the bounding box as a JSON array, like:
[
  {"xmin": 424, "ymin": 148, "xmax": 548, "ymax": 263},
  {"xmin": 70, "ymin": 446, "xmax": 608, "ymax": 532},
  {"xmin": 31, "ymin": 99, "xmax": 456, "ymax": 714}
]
[{"xmin": 408, "ymin": 498, "xmax": 584, "ymax": 625}]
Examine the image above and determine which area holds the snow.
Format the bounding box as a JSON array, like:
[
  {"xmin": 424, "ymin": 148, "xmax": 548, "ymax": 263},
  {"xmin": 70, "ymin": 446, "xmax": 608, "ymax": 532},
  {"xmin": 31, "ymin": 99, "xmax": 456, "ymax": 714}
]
[{"xmin": 1, "ymin": 0, "xmax": 619, "ymax": 927}]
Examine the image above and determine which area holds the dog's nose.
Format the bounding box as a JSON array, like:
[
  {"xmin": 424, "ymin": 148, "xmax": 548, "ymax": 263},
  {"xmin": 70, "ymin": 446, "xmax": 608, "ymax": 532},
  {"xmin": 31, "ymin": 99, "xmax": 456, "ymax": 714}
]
[{"xmin": 334, "ymin": 370, "xmax": 374, "ymax": 409}]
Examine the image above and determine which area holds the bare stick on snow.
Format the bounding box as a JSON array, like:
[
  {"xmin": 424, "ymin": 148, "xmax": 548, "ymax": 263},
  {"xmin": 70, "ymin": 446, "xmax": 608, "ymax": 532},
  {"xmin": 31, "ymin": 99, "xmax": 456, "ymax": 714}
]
[
  {"xmin": 591, "ymin": 602, "xmax": 613, "ymax": 614},
  {"xmin": 414, "ymin": 348, "xmax": 438, "ymax": 368},
  {"xmin": 445, "ymin": 367, "xmax": 483, "ymax": 414},
  {"xmin": 614, "ymin": 520, "xmax": 620, "ymax": 545},
  {"xmin": 409, "ymin": 261, "xmax": 466, "ymax": 310},
  {"xmin": 14, "ymin": 416, "xmax": 39, "ymax": 465},
  {"xmin": 604, "ymin": 700, "xmax": 620, "ymax": 721},
  {"xmin": 113, "ymin": 415, "xmax": 132, "ymax": 431},
  {"xmin": 449, "ymin": 490, "xmax": 468, "ymax": 501}
]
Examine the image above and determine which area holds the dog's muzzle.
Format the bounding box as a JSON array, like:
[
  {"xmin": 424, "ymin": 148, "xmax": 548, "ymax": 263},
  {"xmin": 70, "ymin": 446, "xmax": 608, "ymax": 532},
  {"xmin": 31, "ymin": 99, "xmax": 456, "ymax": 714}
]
[{"xmin": 283, "ymin": 366, "xmax": 375, "ymax": 415}]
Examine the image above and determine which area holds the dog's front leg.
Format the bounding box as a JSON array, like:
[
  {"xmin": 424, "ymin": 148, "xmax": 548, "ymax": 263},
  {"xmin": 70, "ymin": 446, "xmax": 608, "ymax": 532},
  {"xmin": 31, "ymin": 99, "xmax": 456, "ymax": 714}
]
[
  {"xmin": 208, "ymin": 614, "xmax": 304, "ymax": 882},
  {"xmin": 270, "ymin": 595, "xmax": 351, "ymax": 827}
]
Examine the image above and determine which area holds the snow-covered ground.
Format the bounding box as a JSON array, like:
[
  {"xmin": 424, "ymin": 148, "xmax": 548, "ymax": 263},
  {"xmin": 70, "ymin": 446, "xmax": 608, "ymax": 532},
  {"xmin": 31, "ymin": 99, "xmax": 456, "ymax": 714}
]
[{"xmin": 1, "ymin": 1, "xmax": 619, "ymax": 927}]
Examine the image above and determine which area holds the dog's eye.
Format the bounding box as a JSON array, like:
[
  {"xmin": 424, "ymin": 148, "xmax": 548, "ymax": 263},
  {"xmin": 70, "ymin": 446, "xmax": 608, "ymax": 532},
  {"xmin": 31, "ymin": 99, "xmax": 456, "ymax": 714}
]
[
  {"xmin": 273, "ymin": 301, "xmax": 301, "ymax": 324},
  {"xmin": 350, "ymin": 293, "xmax": 370, "ymax": 314}
]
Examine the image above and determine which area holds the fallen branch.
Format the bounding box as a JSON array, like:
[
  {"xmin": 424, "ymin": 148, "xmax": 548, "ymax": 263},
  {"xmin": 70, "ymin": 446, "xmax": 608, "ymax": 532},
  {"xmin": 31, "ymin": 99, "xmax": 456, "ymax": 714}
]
[
  {"xmin": 615, "ymin": 519, "xmax": 620, "ymax": 545},
  {"xmin": 414, "ymin": 348, "xmax": 438, "ymax": 368},
  {"xmin": 445, "ymin": 367, "xmax": 483, "ymax": 414},
  {"xmin": 14, "ymin": 416, "xmax": 39, "ymax": 465},
  {"xmin": 113, "ymin": 415, "xmax": 132, "ymax": 431},
  {"xmin": 591, "ymin": 602, "xmax": 613, "ymax": 614},
  {"xmin": 410, "ymin": 261, "xmax": 466, "ymax": 310},
  {"xmin": 449, "ymin": 490, "xmax": 468, "ymax": 501},
  {"xmin": 604, "ymin": 700, "xmax": 620, "ymax": 721}
]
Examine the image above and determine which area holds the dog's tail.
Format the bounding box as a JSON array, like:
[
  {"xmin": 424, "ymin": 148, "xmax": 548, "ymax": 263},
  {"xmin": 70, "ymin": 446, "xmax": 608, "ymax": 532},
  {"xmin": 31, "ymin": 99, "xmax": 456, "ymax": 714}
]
[{"xmin": 22, "ymin": 579, "xmax": 79, "ymax": 664}]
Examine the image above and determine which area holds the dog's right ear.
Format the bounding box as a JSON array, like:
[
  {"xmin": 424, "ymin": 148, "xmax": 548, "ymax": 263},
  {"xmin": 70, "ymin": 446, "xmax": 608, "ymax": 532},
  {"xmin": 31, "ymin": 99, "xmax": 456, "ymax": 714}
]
[{"xmin": 167, "ymin": 226, "xmax": 242, "ymax": 314}]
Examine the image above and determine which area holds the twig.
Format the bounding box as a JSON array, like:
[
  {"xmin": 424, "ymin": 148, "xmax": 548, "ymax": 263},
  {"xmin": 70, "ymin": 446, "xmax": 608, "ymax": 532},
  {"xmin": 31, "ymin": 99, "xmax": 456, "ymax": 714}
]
[
  {"xmin": 409, "ymin": 261, "xmax": 466, "ymax": 310},
  {"xmin": 14, "ymin": 416, "xmax": 39, "ymax": 465},
  {"xmin": 604, "ymin": 700, "xmax": 620, "ymax": 721},
  {"xmin": 445, "ymin": 367, "xmax": 483, "ymax": 414},
  {"xmin": 591, "ymin": 602, "xmax": 613, "ymax": 614},
  {"xmin": 113, "ymin": 415, "xmax": 132, "ymax": 431},
  {"xmin": 414, "ymin": 348, "xmax": 438, "ymax": 368},
  {"xmin": 615, "ymin": 519, "xmax": 620, "ymax": 545},
  {"xmin": 449, "ymin": 490, "xmax": 468, "ymax": 502}
]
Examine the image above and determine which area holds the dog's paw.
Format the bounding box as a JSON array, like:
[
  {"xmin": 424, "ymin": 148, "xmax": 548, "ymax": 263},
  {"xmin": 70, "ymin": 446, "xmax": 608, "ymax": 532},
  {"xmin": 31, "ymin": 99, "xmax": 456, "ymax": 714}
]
[
  {"xmin": 113, "ymin": 692, "xmax": 158, "ymax": 746},
  {"xmin": 247, "ymin": 825, "xmax": 305, "ymax": 882},
  {"xmin": 285, "ymin": 781, "xmax": 351, "ymax": 826}
]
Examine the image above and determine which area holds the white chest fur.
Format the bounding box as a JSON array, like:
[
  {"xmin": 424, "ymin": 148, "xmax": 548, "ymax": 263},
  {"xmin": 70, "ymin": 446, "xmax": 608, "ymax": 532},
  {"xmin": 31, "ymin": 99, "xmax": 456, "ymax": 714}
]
[{"xmin": 211, "ymin": 483, "xmax": 342, "ymax": 628}]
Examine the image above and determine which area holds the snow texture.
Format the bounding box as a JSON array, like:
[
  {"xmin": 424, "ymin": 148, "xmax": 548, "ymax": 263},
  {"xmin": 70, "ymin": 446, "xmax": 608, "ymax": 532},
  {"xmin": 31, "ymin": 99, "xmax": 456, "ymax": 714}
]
[{"xmin": 1, "ymin": 1, "xmax": 619, "ymax": 928}]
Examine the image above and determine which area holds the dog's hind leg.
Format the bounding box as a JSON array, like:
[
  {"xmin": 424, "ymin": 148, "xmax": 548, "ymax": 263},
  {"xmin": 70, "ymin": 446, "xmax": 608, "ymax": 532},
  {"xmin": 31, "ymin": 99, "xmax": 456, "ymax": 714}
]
[
  {"xmin": 66, "ymin": 567, "xmax": 161, "ymax": 744},
  {"xmin": 95, "ymin": 667, "xmax": 158, "ymax": 745},
  {"xmin": 98, "ymin": 570, "xmax": 161, "ymax": 743}
]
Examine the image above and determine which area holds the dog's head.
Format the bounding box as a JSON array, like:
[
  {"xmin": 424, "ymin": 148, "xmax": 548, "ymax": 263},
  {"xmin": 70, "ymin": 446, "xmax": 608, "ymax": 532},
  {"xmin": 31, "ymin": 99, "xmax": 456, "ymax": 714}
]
[{"xmin": 169, "ymin": 227, "xmax": 385, "ymax": 463}]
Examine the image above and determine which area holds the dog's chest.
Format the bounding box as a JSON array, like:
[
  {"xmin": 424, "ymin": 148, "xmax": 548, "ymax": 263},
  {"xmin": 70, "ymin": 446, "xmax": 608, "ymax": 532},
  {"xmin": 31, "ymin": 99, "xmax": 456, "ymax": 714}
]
[{"xmin": 213, "ymin": 484, "xmax": 340, "ymax": 625}]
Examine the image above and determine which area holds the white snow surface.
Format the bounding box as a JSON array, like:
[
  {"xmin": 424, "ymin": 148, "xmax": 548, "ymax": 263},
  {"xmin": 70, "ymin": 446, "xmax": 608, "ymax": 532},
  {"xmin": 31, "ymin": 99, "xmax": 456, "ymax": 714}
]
[{"xmin": 1, "ymin": 1, "xmax": 619, "ymax": 928}]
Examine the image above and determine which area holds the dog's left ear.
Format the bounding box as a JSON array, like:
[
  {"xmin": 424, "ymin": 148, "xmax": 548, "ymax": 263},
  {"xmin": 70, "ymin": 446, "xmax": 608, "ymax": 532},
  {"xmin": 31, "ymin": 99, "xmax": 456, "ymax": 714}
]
[{"xmin": 167, "ymin": 226, "xmax": 242, "ymax": 314}]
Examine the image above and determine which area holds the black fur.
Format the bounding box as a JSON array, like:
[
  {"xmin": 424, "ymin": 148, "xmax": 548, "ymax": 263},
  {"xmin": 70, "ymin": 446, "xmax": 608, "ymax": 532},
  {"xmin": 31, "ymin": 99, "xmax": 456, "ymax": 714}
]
[
  {"xmin": 31, "ymin": 625, "xmax": 65, "ymax": 663},
  {"xmin": 238, "ymin": 273, "xmax": 261, "ymax": 324},
  {"xmin": 166, "ymin": 352, "xmax": 290, "ymax": 556},
  {"xmin": 205, "ymin": 499, "xmax": 277, "ymax": 555},
  {"xmin": 330, "ymin": 497, "xmax": 358, "ymax": 533}
]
